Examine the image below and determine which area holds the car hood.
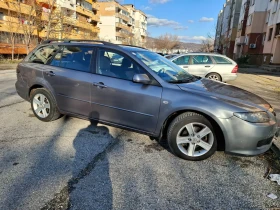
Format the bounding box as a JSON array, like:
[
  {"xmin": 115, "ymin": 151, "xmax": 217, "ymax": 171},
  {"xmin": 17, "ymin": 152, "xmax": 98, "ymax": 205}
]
[{"xmin": 178, "ymin": 78, "xmax": 272, "ymax": 112}]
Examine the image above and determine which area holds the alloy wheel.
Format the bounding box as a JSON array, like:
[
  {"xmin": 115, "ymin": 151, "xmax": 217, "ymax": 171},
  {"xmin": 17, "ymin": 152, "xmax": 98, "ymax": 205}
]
[
  {"xmin": 32, "ymin": 93, "xmax": 50, "ymax": 118},
  {"xmin": 176, "ymin": 122, "xmax": 214, "ymax": 157}
]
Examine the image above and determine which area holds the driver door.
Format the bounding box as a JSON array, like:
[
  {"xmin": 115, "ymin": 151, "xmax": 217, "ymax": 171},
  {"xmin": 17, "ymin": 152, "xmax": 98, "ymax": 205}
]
[{"xmin": 91, "ymin": 48, "xmax": 163, "ymax": 133}]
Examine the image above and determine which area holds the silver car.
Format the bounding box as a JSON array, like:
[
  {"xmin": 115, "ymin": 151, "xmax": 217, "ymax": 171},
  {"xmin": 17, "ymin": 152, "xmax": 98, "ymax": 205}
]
[
  {"xmin": 15, "ymin": 40, "xmax": 279, "ymax": 161},
  {"xmin": 170, "ymin": 53, "xmax": 238, "ymax": 82}
]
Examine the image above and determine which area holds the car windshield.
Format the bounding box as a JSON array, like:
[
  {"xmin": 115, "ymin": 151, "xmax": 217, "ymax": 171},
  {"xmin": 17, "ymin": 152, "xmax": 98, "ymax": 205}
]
[{"xmin": 132, "ymin": 51, "xmax": 195, "ymax": 83}]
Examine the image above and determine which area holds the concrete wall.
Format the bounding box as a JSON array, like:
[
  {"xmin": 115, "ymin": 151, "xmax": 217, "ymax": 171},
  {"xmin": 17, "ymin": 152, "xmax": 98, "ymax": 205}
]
[{"xmin": 99, "ymin": 16, "xmax": 116, "ymax": 42}]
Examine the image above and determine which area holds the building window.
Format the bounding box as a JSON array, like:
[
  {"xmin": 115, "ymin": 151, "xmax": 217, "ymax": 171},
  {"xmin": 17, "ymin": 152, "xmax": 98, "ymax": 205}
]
[
  {"xmin": 262, "ymin": 33, "xmax": 266, "ymax": 45},
  {"xmin": 0, "ymin": 12, "xmax": 4, "ymax": 20},
  {"xmin": 275, "ymin": 23, "xmax": 280, "ymax": 37},
  {"xmin": 273, "ymin": 0, "xmax": 279, "ymax": 13},
  {"xmin": 268, "ymin": 27, "xmax": 273, "ymax": 41},
  {"xmin": 266, "ymin": 11, "xmax": 270, "ymax": 23},
  {"xmin": 247, "ymin": 14, "xmax": 252, "ymax": 25}
]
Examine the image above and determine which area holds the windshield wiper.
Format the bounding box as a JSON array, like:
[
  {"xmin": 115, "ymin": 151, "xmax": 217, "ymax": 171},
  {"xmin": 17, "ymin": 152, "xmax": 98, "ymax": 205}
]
[{"xmin": 168, "ymin": 77, "xmax": 196, "ymax": 84}]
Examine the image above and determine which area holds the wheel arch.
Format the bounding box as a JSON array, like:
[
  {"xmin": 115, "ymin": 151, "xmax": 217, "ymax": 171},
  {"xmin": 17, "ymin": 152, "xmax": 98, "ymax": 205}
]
[
  {"xmin": 160, "ymin": 109, "xmax": 226, "ymax": 151},
  {"xmin": 28, "ymin": 82, "xmax": 58, "ymax": 110}
]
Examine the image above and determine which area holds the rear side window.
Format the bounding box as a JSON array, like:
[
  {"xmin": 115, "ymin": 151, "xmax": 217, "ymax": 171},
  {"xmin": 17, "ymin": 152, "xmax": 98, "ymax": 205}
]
[
  {"xmin": 27, "ymin": 45, "xmax": 59, "ymax": 64},
  {"xmin": 212, "ymin": 56, "xmax": 232, "ymax": 64},
  {"xmin": 173, "ymin": 55, "xmax": 190, "ymax": 65},
  {"xmin": 191, "ymin": 55, "xmax": 213, "ymax": 64},
  {"xmin": 50, "ymin": 46, "xmax": 93, "ymax": 72}
]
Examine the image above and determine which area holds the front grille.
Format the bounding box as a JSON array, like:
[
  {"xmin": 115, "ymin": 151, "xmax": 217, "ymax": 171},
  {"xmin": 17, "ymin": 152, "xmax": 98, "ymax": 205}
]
[{"xmin": 257, "ymin": 136, "xmax": 274, "ymax": 147}]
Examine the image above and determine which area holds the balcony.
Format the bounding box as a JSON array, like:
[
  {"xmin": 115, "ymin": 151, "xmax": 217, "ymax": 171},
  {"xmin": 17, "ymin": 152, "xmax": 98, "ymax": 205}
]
[
  {"xmin": 91, "ymin": 14, "xmax": 100, "ymax": 23},
  {"xmin": 116, "ymin": 22, "xmax": 130, "ymax": 31},
  {"xmin": 116, "ymin": 31, "xmax": 129, "ymax": 38},
  {"xmin": 76, "ymin": 5, "xmax": 93, "ymax": 18},
  {"xmin": 36, "ymin": 0, "xmax": 56, "ymax": 6},
  {"xmin": 0, "ymin": 18, "xmax": 37, "ymax": 34},
  {"xmin": 0, "ymin": 1, "xmax": 36, "ymax": 16},
  {"xmin": 91, "ymin": 27, "xmax": 100, "ymax": 33},
  {"xmin": 92, "ymin": 2, "xmax": 99, "ymax": 11},
  {"xmin": 116, "ymin": 13, "xmax": 129, "ymax": 22}
]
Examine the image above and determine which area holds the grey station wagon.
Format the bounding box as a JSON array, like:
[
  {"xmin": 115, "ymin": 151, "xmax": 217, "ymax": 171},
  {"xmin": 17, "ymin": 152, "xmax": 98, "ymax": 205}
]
[{"xmin": 15, "ymin": 40, "xmax": 279, "ymax": 161}]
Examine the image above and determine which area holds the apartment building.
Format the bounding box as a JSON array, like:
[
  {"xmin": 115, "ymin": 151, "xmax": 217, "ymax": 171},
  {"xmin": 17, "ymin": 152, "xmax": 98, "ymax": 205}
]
[
  {"xmin": 214, "ymin": 0, "xmax": 242, "ymax": 58},
  {"xmin": 98, "ymin": 0, "xmax": 147, "ymax": 45},
  {"xmin": 234, "ymin": 0, "xmax": 269, "ymax": 59},
  {"xmin": 0, "ymin": 0, "xmax": 100, "ymax": 55},
  {"xmin": 123, "ymin": 4, "xmax": 147, "ymax": 46},
  {"xmin": 214, "ymin": 10, "xmax": 224, "ymax": 52},
  {"xmin": 263, "ymin": 0, "xmax": 280, "ymax": 64},
  {"xmin": 215, "ymin": 0, "xmax": 280, "ymax": 64}
]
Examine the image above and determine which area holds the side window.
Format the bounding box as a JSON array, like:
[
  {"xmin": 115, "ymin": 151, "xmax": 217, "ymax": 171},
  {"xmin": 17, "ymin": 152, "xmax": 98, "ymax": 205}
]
[
  {"xmin": 191, "ymin": 55, "xmax": 213, "ymax": 64},
  {"xmin": 50, "ymin": 46, "xmax": 93, "ymax": 72},
  {"xmin": 97, "ymin": 49, "xmax": 144, "ymax": 81},
  {"xmin": 27, "ymin": 45, "xmax": 59, "ymax": 64},
  {"xmin": 212, "ymin": 56, "xmax": 232, "ymax": 64},
  {"xmin": 173, "ymin": 55, "xmax": 190, "ymax": 65}
]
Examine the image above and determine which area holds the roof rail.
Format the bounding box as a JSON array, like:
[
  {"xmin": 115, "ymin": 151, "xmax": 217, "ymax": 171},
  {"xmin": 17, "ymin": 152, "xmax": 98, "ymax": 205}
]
[
  {"xmin": 41, "ymin": 39, "xmax": 116, "ymax": 46},
  {"xmin": 118, "ymin": 44, "xmax": 147, "ymax": 50}
]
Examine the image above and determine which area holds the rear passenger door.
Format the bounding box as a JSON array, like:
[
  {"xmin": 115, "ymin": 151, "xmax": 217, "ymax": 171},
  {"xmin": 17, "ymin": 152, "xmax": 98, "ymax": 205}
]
[
  {"xmin": 44, "ymin": 45, "xmax": 95, "ymax": 117},
  {"xmin": 188, "ymin": 55, "xmax": 215, "ymax": 77}
]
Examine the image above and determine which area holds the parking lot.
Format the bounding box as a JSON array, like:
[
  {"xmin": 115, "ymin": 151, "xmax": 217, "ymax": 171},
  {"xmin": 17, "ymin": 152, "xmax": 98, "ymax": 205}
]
[{"xmin": 0, "ymin": 68, "xmax": 280, "ymax": 210}]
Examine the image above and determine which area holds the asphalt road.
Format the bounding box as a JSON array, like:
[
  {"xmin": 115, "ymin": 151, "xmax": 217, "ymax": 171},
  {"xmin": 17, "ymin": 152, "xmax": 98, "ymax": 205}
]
[{"xmin": 0, "ymin": 69, "xmax": 280, "ymax": 210}]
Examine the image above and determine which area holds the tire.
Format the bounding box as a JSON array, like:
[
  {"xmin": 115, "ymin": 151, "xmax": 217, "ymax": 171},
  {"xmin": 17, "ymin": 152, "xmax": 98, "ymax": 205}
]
[
  {"xmin": 30, "ymin": 88, "xmax": 61, "ymax": 122},
  {"xmin": 206, "ymin": 73, "xmax": 222, "ymax": 81},
  {"xmin": 167, "ymin": 112, "xmax": 217, "ymax": 161}
]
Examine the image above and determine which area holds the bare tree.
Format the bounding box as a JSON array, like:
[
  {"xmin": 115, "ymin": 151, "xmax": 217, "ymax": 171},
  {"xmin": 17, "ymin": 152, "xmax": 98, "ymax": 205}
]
[
  {"xmin": 154, "ymin": 33, "xmax": 180, "ymax": 53},
  {"xmin": 200, "ymin": 38, "xmax": 214, "ymax": 52},
  {"xmin": 12, "ymin": 0, "xmax": 43, "ymax": 54}
]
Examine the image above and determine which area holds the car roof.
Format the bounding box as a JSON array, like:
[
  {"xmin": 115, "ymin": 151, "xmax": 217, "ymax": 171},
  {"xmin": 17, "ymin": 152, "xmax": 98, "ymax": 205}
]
[
  {"xmin": 171, "ymin": 52, "xmax": 231, "ymax": 59},
  {"xmin": 40, "ymin": 40, "xmax": 148, "ymax": 52}
]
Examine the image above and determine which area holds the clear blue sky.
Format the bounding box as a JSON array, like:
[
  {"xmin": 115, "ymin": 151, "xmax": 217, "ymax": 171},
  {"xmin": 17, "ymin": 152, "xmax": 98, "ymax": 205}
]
[{"xmin": 120, "ymin": 0, "xmax": 225, "ymax": 43}]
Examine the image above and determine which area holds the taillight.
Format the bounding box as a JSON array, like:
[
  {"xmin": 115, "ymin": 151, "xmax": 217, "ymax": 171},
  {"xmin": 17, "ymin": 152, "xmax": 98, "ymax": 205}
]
[{"xmin": 231, "ymin": 65, "xmax": 238, "ymax": 73}]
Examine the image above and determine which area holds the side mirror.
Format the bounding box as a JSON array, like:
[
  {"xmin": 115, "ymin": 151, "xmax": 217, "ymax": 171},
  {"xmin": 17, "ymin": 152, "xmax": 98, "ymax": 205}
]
[{"xmin": 133, "ymin": 74, "xmax": 151, "ymax": 84}]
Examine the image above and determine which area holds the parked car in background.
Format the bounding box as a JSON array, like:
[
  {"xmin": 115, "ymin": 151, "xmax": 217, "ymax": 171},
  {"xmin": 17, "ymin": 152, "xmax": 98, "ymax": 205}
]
[
  {"xmin": 16, "ymin": 40, "xmax": 279, "ymax": 161},
  {"xmin": 169, "ymin": 53, "xmax": 238, "ymax": 82},
  {"xmin": 164, "ymin": 54, "xmax": 178, "ymax": 59}
]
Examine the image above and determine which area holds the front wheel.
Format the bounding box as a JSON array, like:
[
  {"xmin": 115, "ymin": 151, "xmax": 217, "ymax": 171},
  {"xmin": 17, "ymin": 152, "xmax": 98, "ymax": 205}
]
[{"xmin": 167, "ymin": 112, "xmax": 217, "ymax": 161}]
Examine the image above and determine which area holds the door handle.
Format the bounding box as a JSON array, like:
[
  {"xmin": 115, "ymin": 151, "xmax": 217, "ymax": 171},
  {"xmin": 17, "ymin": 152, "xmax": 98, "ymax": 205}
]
[
  {"xmin": 45, "ymin": 71, "xmax": 55, "ymax": 76},
  {"xmin": 183, "ymin": 66, "xmax": 188, "ymax": 68},
  {"xmin": 93, "ymin": 82, "xmax": 107, "ymax": 88},
  {"xmin": 205, "ymin": 66, "xmax": 211, "ymax": 68}
]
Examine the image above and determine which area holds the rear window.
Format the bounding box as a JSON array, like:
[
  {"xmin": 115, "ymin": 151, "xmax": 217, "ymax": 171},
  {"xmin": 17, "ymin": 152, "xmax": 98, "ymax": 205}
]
[
  {"xmin": 27, "ymin": 45, "xmax": 59, "ymax": 64},
  {"xmin": 212, "ymin": 56, "xmax": 232, "ymax": 64},
  {"xmin": 50, "ymin": 46, "xmax": 93, "ymax": 72}
]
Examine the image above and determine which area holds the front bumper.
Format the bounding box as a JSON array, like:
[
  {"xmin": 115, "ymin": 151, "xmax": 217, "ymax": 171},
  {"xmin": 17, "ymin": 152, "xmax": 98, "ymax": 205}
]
[{"xmin": 220, "ymin": 116, "xmax": 278, "ymax": 156}]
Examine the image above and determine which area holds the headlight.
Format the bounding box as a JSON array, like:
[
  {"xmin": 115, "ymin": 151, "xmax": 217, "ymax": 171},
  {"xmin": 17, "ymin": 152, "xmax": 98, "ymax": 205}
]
[{"xmin": 234, "ymin": 112, "xmax": 270, "ymax": 123}]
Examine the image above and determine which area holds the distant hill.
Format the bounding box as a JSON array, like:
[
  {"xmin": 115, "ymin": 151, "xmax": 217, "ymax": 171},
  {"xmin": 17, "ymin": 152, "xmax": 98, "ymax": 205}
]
[{"xmin": 146, "ymin": 37, "xmax": 203, "ymax": 52}]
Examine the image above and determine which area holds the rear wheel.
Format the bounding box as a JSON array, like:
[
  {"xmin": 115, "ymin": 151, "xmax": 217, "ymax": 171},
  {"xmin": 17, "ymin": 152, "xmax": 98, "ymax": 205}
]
[
  {"xmin": 167, "ymin": 112, "xmax": 217, "ymax": 161},
  {"xmin": 30, "ymin": 88, "xmax": 61, "ymax": 122},
  {"xmin": 206, "ymin": 73, "xmax": 222, "ymax": 81}
]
